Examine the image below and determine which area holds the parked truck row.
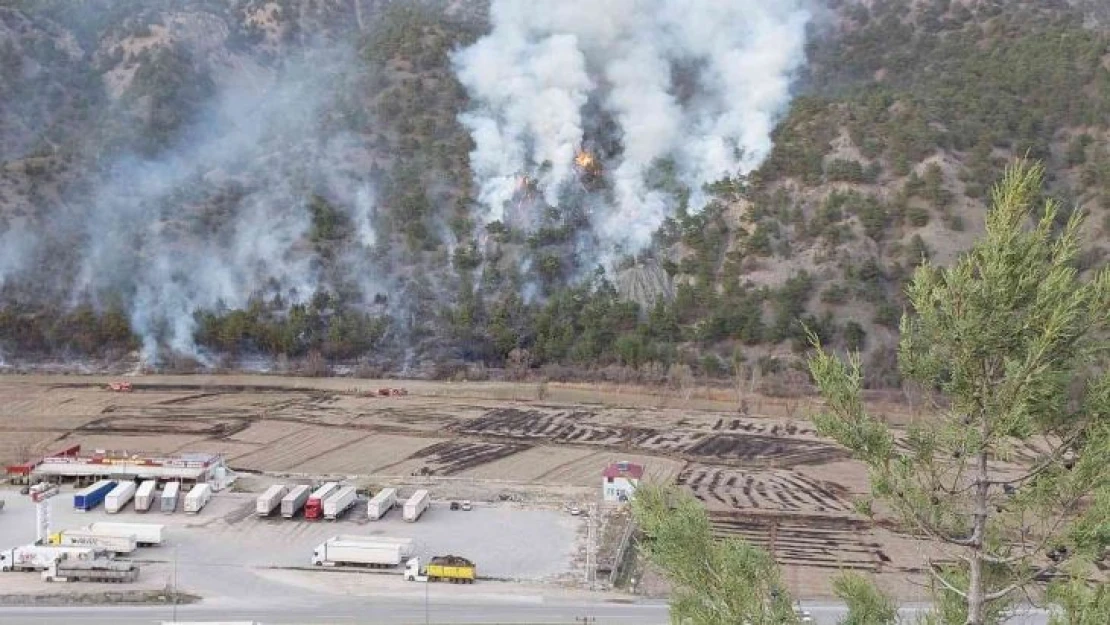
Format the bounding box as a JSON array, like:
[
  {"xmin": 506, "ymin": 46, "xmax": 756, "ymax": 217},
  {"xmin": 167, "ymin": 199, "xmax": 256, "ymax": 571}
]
[
  {"xmin": 2, "ymin": 519, "xmax": 162, "ymax": 584},
  {"xmin": 72, "ymin": 479, "xmax": 212, "ymax": 515},
  {"xmin": 256, "ymin": 484, "xmax": 427, "ymax": 523}
]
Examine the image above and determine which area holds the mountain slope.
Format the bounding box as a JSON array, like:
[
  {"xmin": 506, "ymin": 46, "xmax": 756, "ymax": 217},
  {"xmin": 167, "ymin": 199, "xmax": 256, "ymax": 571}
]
[{"xmin": 0, "ymin": 0, "xmax": 1107, "ymax": 386}]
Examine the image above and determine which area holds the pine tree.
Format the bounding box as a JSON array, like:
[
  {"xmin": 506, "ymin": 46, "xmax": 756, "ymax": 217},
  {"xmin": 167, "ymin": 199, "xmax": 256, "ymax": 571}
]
[
  {"xmin": 808, "ymin": 162, "xmax": 1110, "ymax": 624},
  {"xmin": 632, "ymin": 484, "xmax": 802, "ymax": 625}
]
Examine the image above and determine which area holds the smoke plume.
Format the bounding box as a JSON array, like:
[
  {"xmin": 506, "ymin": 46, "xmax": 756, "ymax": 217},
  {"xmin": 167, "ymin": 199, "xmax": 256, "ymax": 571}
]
[
  {"xmin": 454, "ymin": 0, "xmax": 812, "ymax": 257},
  {"xmin": 0, "ymin": 40, "xmax": 383, "ymax": 363}
]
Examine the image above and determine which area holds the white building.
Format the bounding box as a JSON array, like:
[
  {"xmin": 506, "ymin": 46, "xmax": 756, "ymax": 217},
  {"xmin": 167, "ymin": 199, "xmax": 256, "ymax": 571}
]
[{"xmin": 602, "ymin": 461, "xmax": 644, "ymax": 503}]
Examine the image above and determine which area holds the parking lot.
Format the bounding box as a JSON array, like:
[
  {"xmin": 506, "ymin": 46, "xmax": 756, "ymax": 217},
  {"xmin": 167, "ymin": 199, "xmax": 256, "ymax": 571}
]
[{"xmin": 0, "ymin": 485, "xmax": 585, "ymax": 600}]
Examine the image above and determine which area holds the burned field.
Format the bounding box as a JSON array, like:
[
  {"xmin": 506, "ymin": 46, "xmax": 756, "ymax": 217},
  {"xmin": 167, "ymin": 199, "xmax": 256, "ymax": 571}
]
[
  {"xmin": 677, "ymin": 466, "xmax": 854, "ymax": 514},
  {"xmin": 0, "ymin": 375, "xmax": 933, "ymax": 597},
  {"xmin": 450, "ymin": 407, "xmax": 847, "ymax": 467},
  {"xmin": 708, "ymin": 513, "xmax": 888, "ymax": 572},
  {"xmin": 408, "ymin": 440, "xmax": 533, "ymax": 475}
]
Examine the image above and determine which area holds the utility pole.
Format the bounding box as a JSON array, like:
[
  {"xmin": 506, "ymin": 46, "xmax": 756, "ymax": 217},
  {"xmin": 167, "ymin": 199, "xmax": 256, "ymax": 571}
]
[
  {"xmin": 172, "ymin": 543, "xmax": 178, "ymax": 623},
  {"xmin": 418, "ymin": 539, "xmax": 428, "ymax": 625},
  {"xmin": 584, "ymin": 504, "xmax": 592, "ymax": 585},
  {"xmin": 586, "ymin": 502, "xmax": 598, "ymax": 589}
]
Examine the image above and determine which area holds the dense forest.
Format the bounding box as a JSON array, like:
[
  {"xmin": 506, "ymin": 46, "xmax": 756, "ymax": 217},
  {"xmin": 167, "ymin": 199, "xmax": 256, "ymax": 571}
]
[{"xmin": 0, "ymin": 0, "xmax": 1108, "ymax": 385}]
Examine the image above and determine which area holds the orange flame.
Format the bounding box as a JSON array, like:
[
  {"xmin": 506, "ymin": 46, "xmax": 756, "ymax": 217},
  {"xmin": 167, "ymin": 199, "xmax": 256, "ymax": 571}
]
[{"xmin": 575, "ymin": 150, "xmax": 599, "ymax": 172}]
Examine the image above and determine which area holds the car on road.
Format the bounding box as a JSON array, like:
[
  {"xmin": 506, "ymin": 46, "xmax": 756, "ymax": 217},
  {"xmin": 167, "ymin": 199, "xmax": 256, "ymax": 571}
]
[{"xmin": 461, "ymin": 500, "xmax": 472, "ymax": 511}]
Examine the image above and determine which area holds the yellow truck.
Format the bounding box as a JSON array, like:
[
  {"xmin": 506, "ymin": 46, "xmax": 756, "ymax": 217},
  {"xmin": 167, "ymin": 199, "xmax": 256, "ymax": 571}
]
[{"xmin": 404, "ymin": 555, "xmax": 476, "ymax": 583}]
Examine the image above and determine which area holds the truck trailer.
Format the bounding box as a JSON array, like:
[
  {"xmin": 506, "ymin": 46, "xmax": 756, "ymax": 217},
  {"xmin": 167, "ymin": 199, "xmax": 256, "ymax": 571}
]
[
  {"xmin": 366, "ymin": 488, "xmax": 397, "ymax": 521},
  {"xmin": 0, "ymin": 545, "xmax": 96, "ymax": 572},
  {"xmin": 403, "ymin": 489, "xmax": 430, "ymax": 522},
  {"xmin": 256, "ymin": 484, "xmax": 288, "ymax": 517},
  {"xmin": 184, "ymin": 483, "xmax": 212, "ymax": 514},
  {"xmin": 332, "ymin": 535, "xmax": 413, "ymax": 549},
  {"xmin": 160, "ymin": 482, "xmax": 181, "ymax": 513},
  {"xmin": 304, "ymin": 482, "xmax": 339, "ymax": 520},
  {"xmin": 49, "ymin": 529, "xmax": 138, "ymax": 555},
  {"xmin": 281, "ymin": 484, "xmax": 312, "ymax": 518},
  {"xmin": 73, "ymin": 480, "xmax": 116, "ymax": 512},
  {"xmin": 105, "ymin": 481, "xmax": 137, "ymax": 513},
  {"xmin": 404, "ymin": 555, "xmax": 476, "ymax": 583},
  {"xmin": 311, "ymin": 537, "xmax": 413, "ymax": 568},
  {"xmin": 41, "ymin": 554, "xmax": 139, "ymax": 583},
  {"xmin": 86, "ymin": 522, "xmax": 165, "ymax": 547},
  {"xmin": 322, "ymin": 486, "xmax": 358, "ymax": 520},
  {"xmin": 134, "ymin": 480, "xmax": 157, "ymax": 512}
]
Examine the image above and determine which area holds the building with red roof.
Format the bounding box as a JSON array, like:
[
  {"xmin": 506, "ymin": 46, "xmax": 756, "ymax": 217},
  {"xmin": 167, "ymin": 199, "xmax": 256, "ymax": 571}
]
[{"xmin": 602, "ymin": 460, "xmax": 644, "ymax": 502}]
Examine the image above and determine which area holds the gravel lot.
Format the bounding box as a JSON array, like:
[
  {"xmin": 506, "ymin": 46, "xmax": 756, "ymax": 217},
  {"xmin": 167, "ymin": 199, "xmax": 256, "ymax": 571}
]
[{"xmin": 0, "ymin": 485, "xmax": 585, "ymax": 601}]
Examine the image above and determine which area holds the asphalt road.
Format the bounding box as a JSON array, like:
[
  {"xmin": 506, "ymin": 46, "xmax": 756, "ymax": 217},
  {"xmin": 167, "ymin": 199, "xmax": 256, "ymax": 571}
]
[
  {"xmin": 0, "ymin": 599, "xmax": 662, "ymax": 624},
  {"xmin": 0, "ymin": 599, "xmax": 1053, "ymax": 625}
]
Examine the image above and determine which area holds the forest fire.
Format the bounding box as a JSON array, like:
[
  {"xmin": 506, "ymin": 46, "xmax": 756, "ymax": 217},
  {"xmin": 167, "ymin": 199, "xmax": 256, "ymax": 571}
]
[{"xmin": 574, "ymin": 149, "xmax": 600, "ymax": 176}]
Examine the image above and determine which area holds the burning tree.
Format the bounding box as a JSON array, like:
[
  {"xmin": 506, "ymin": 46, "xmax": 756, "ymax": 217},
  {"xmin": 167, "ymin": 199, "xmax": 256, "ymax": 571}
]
[
  {"xmin": 808, "ymin": 162, "xmax": 1110, "ymax": 624},
  {"xmin": 574, "ymin": 149, "xmax": 602, "ymax": 178}
]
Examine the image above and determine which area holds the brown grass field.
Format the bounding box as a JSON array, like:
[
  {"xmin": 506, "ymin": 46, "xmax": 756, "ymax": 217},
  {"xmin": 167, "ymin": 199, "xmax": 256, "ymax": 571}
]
[{"xmin": 0, "ymin": 373, "xmax": 933, "ymax": 598}]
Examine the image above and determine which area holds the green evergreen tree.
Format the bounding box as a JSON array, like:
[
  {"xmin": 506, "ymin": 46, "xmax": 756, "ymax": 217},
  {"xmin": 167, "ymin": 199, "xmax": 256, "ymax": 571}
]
[
  {"xmin": 808, "ymin": 162, "xmax": 1110, "ymax": 624},
  {"xmin": 632, "ymin": 484, "xmax": 802, "ymax": 625}
]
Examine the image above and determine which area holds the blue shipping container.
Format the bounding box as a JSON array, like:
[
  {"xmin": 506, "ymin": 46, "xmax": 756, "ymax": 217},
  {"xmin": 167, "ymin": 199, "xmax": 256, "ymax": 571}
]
[{"xmin": 73, "ymin": 480, "xmax": 117, "ymax": 511}]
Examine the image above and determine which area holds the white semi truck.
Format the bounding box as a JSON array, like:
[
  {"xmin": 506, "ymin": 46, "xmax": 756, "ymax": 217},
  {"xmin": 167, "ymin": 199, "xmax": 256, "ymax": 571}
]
[
  {"xmin": 256, "ymin": 484, "xmax": 288, "ymax": 517},
  {"xmin": 0, "ymin": 545, "xmax": 96, "ymax": 572},
  {"xmin": 403, "ymin": 489, "xmax": 430, "ymax": 522},
  {"xmin": 184, "ymin": 483, "xmax": 212, "ymax": 514},
  {"xmin": 322, "ymin": 486, "xmax": 358, "ymax": 520},
  {"xmin": 134, "ymin": 480, "xmax": 158, "ymax": 512},
  {"xmin": 49, "ymin": 529, "xmax": 138, "ymax": 555},
  {"xmin": 281, "ymin": 484, "xmax": 312, "ymax": 518},
  {"xmin": 366, "ymin": 488, "xmax": 397, "ymax": 521},
  {"xmin": 105, "ymin": 481, "xmax": 138, "ymax": 513},
  {"xmin": 86, "ymin": 522, "xmax": 165, "ymax": 547},
  {"xmin": 311, "ymin": 536, "xmax": 413, "ymax": 568}
]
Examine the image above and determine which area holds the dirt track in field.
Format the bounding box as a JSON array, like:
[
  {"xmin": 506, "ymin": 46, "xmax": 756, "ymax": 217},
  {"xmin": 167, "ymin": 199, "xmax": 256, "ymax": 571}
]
[{"xmin": 0, "ymin": 374, "xmax": 934, "ymax": 598}]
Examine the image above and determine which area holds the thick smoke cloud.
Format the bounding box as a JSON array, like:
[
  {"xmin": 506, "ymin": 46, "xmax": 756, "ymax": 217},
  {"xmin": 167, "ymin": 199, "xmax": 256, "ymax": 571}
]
[
  {"xmin": 454, "ymin": 0, "xmax": 812, "ymax": 257},
  {"xmin": 1, "ymin": 44, "xmax": 383, "ymax": 364},
  {"xmin": 84, "ymin": 53, "xmax": 346, "ymax": 363}
]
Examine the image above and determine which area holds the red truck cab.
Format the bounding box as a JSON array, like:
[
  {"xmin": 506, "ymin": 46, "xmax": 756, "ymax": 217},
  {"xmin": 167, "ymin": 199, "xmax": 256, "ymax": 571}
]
[{"xmin": 304, "ymin": 497, "xmax": 323, "ymax": 520}]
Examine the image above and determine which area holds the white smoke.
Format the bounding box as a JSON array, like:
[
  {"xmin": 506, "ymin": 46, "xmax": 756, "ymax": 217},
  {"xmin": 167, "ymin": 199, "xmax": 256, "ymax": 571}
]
[
  {"xmin": 0, "ymin": 227, "xmax": 30, "ymax": 288},
  {"xmin": 454, "ymin": 0, "xmax": 812, "ymax": 256},
  {"xmin": 454, "ymin": 19, "xmax": 593, "ymax": 219},
  {"xmin": 57, "ymin": 47, "xmax": 376, "ymax": 363}
]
